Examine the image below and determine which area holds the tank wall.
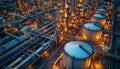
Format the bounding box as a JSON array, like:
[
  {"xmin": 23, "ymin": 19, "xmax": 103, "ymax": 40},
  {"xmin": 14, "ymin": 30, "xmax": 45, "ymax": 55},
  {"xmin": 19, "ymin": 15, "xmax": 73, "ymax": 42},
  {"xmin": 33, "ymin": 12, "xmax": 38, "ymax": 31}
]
[
  {"xmin": 81, "ymin": 28, "xmax": 102, "ymax": 42},
  {"xmin": 92, "ymin": 17, "xmax": 106, "ymax": 26},
  {"xmin": 96, "ymin": 11, "xmax": 108, "ymax": 16},
  {"xmin": 63, "ymin": 53, "xmax": 86, "ymax": 69}
]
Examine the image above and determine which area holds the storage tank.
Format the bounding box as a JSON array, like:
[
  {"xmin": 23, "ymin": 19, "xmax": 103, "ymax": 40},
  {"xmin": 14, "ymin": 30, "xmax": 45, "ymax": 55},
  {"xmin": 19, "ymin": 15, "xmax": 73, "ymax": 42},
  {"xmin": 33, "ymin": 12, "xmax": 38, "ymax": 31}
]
[
  {"xmin": 81, "ymin": 23, "xmax": 103, "ymax": 42},
  {"xmin": 97, "ymin": 8, "xmax": 108, "ymax": 16},
  {"xmin": 63, "ymin": 41, "xmax": 94, "ymax": 69},
  {"xmin": 92, "ymin": 14, "xmax": 106, "ymax": 26}
]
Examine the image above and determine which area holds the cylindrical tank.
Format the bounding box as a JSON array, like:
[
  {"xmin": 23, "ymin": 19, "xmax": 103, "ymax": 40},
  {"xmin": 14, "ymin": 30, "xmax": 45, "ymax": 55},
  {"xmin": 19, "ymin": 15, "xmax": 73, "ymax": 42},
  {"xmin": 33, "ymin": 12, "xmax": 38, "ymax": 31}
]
[
  {"xmin": 63, "ymin": 41, "xmax": 94, "ymax": 69},
  {"xmin": 92, "ymin": 14, "xmax": 106, "ymax": 26},
  {"xmin": 97, "ymin": 8, "xmax": 108, "ymax": 16},
  {"xmin": 81, "ymin": 23, "xmax": 103, "ymax": 42}
]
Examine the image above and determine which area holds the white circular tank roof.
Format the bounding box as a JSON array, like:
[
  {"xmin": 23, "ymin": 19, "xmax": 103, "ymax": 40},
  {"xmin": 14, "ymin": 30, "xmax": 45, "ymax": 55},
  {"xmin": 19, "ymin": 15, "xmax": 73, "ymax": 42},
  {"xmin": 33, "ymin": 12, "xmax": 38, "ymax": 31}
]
[
  {"xmin": 93, "ymin": 14, "xmax": 106, "ymax": 19},
  {"xmin": 64, "ymin": 41, "xmax": 93, "ymax": 59},
  {"xmin": 98, "ymin": 8, "xmax": 107, "ymax": 12},
  {"xmin": 83, "ymin": 23, "xmax": 103, "ymax": 31}
]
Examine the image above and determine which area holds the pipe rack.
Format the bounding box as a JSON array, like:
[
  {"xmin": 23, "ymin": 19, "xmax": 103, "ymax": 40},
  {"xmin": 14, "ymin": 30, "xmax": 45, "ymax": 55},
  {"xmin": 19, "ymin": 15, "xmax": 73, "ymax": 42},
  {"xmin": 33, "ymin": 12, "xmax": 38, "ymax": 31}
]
[{"xmin": 0, "ymin": 7, "xmax": 56, "ymax": 28}]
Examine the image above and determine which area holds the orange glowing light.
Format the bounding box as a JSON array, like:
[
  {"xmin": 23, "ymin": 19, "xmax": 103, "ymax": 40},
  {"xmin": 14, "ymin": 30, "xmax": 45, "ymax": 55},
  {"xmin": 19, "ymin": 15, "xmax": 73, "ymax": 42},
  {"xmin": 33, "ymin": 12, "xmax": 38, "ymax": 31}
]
[
  {"xmin": 52, "ymin": 64, "xmax": 60, "ymax": 69},
  {"xmin": 71, "ymin": 12, "xmax": 75, "ymax": 17},
  {"xmin": 94, "ymin": 62, "xmax": 103, "ymax": 69},
  {"xmin": 64, "ymin": 27, "xmax": 67, "ymax": 32},
  {"xmin": 71, "ymin": 20, "xmax": 74, "ymax": 23},
  {"xmin": 78, "ymin": 0, "xmax": 83, "ymax": 2},
  {"xmin": 28, "ymin": 65, "xmax": 34, "ymax": 69},
  {"xmin": 59, "ymin": 9, "xmax": 64, "ymax": 14},
  {"xmin": 43, "ymin": 29, "xmax": 47, "ymax": 32},
  {"xmin": 57, "ymin": 23, "xmax": 61, "ymax": 27},
  {"xmin": 65, "ymin": 4, "xmax": 69, "ymax": 9},
  {"xmin": 43, "ymin": 51, "xmax": 50, "ymax": 58},
  {"xmin": 84, "ymin": 58, "xmax": 91, "ymax": 69},
  {"xmin": 64, "ymin": 11, "xmax": 68, "ymax": 18},
  {"xmin": 73, "ymin": 24, "xmax": 77, "ymax": 28},
  {"xmin": 77, "ymin": 3, "xmax": 82, "ymax": 8},
  {"xmin": 13, "ymin": 28, "xmax": 18, "ymax": 32},
  {"xmin": 102, "ymin": 19, "xmax": 106, "ymax": 26},
  {"xmin": 4, "ymin": 27, "xmax": 8, "ymax": 31},
  {"xmin": 30, "ymin": 23, "xmax": 38, "ymax": 29},
  {"xmin": 91, "ymin": 19, "xmax": 94, "ymax": 22},
  {"xmin": 60, "ymin": 36, "xmax": 63, "ymax": 41},
  {"xmin": 59, "ymin": 35, "xmax": 64, "ymax": 43},
  {"xmin": 22, "ymin": 31, "xmax": 27, "ymax": 35},
  {"xmin": 96, "ymin": 33, "xmax": 102, "ymax": 41},
  {"xmin": 58, "ymin": 3, "xmax": 62, "ymax": 6},
  {"xmin": 82, "ymin": 34, "xmax": 87, "ymax": 40},
  {"xmin": 61, "ymin": 31, "xmax": 63, "ymax": 34},
  {"xmin": 96, "ymin": 35, "xmax": 100, "ymax": 40},
  {"xmin": 8, "ymin": 24, "xmax": 12, "ymax": 27},
  {"xmin": 69, "ymin": 23, "xmax": 72, "ymax": 27}
]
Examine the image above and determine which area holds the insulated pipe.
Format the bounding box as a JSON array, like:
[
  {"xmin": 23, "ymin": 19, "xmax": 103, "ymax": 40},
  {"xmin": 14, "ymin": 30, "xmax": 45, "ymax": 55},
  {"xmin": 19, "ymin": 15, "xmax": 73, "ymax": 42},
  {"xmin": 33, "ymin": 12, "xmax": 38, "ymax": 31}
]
[
  {"xmin": 43, "ymin": 25, "xmax": 55, "ymax": 32},
  {"xmin": 40, "ymin": 23, "xmax": 53, "ymax": 31},
  {"xmin": 41, "ymin": 21, "xmax": 50, "ymax": 25},
  {"xmin": 33, "ymin": 24, "xmax": 55, "ymax": 34},
  {"xmin": 0, "ymin": 35, "xmax": 42, "ymax": 66},
  {"xmin": 0, "ymin": 26, "xmax": 55, "ymax": 65},
  {"xmin": 15, "ymin": 46, "xmax": 43, "ymax": 69},
  {"xmin": 0, "ymin": 19, "xmax": 54, "ymax": 52},
  {"xmin": 0, "ymin": 35, "xmax": 26, "ymax": 52},
  {"xmin": 15, "ymin": 41, "xmax": 52, "ymax": 69},
  {"xmin": 4, "ymin": 32, "xmax": 18, "ymax": 38},
  {"xmin": 8, "ymin": 13, "xmax": 25, "ymax": 19},
  {"xmin": 0, "ymin": 19, "xmax": 24, "ymax": 28},
  {"xmin": 12, "ymin": 27, "xmax": 55, "ymax": 68},
  {"xmin": 0, "ymin": 36, "xmax": 12, "ymax": 44},
  {"xmin": 0, "ymin": 7, "xmax": 56, "ymax": 28},
  {"xmin": 6, "ymin": 55, "xmax": 25, "ymax": 69},
  {"xmin": 54, "ymin": 53, "xmax": 64, "ymax": 65},
  {"xmin": 26, "ymin": 8, "xmax": 56, "ymax": 19}
]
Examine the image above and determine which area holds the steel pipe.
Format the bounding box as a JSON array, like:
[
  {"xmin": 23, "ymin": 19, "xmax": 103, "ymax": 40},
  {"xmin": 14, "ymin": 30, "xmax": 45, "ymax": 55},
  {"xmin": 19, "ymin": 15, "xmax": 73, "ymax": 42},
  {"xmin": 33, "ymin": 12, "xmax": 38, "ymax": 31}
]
[
  {"xmin": 15, "ymin": 41, "xmax": 52, "ymax": 69},
  {"xmin": 0, "ymin": 36, "xmax": 11, "ymax": 44},
  {"xmin": 0, "ymin": 35, "xmax": 25, "ymax": 52},
  {"xmin": 0, "ymin": 26, "xmax": 55, "ymax": 65},
  {"xmin": 0, "ymin": 7, "xmax": 56, "ymax": 28},
  {"xmin": 6, "ymin": 55, "xmax": 25, "ymax": 69}
]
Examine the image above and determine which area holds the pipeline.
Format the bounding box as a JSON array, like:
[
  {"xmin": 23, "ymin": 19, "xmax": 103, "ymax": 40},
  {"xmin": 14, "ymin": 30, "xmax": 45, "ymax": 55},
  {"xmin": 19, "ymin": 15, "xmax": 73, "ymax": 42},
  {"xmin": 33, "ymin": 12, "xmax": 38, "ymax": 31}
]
[
  {"xmin": 0, "ymin": 35, "xmax": 42, "ymax": 66},
  {"xmin": 0, "ymin": 19, "xmax": 55, "ymax": 52},
  {"xmin": 0, "ymin": 26, "xmax": 55, "ymax": 66},
  {"xmin": 4, "ymin": 32, "xmax": 18, "ymax": 38},
  {"xmin": 0, "ymin": 35, "xmax": 26, "ymax": 52},
  {"xmin": 16, "ymin": 47, "xmax": 43, "ymax": 69},
  {"xmin": 38, "ymin": 20, "xmax": 52, "ymax": 28},
  {"xmin": 15, "ymin": 41, "xmax": 52, "ymax": 69},
  {"xmin": 54, "ymin": 53, "xmax": 64, "ymax": 65},
  {"xmin": 0, "ymin": 19, "xmax": 23, "ymax": 28},
  {"xmin": 0, "ymin": 7, "xmax": 56, "ymax": 28},
  {"xmin": 8, "ymin": 13, "xmax": 25, "ymax": 19},
  {"xmin": 20, "ymin": 25, "xmax": 31, "ymax": 33},
  {"xmin": 40, "ymin": 23, "xmax": 53, "ymax": 31},
  {"xmin": 6, "ymin": 55, "xmax": 25, "ymax": 69},
  {"xmin": 0, "ymin": 36, "xmax": 12, "ymax": 45}
]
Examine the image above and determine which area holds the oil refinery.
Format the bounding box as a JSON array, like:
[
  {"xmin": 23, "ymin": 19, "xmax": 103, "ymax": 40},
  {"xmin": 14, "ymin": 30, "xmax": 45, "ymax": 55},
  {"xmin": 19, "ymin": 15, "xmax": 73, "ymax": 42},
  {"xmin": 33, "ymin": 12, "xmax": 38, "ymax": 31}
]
[{"xmin": 0, "ymin": 0, "xmax": 120, "ymax": 69}]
